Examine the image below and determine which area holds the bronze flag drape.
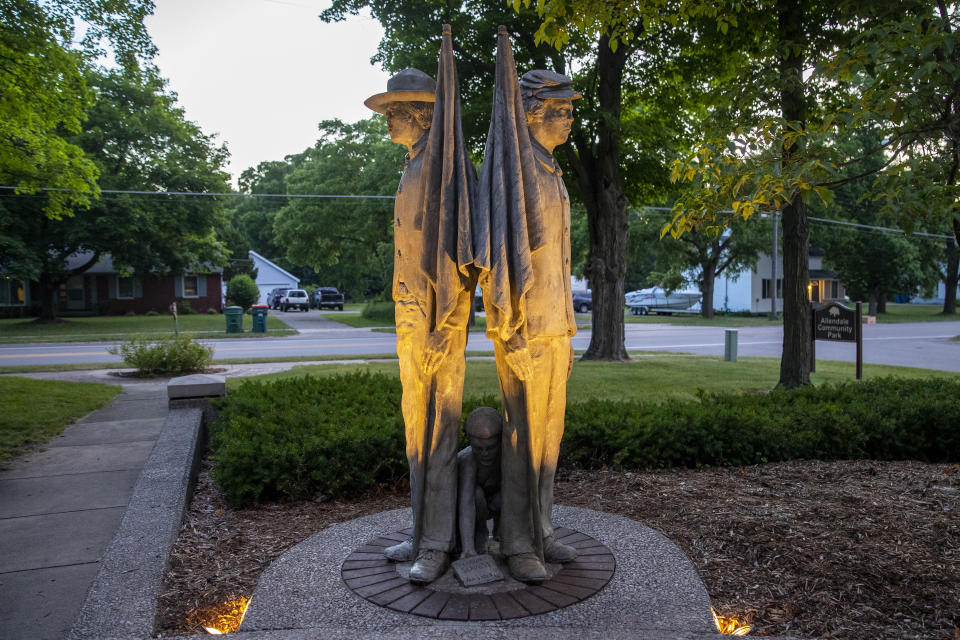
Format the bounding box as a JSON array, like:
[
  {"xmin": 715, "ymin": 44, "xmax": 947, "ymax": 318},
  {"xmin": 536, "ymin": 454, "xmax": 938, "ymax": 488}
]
[
  {"xmin": 473, "ymin": 25, "xmax": 545, "ymax": 345},
  {"xmin": 417, "ymin": 24, "xmax": 477, "ymax": 333}
]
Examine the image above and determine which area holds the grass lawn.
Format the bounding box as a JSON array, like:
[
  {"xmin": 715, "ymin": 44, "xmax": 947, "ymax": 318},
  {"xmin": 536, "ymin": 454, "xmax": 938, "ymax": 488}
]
[
  {"xmin": 621, "ymin": 312, "xmax": 783, "ymax": 327},
  {"xmin": 226, "ymin": 353, "xmax": 960, "ymax": 403},
  {"xmin": 0, "ymin": 377, "xmax": 120, "ymax": 460},
  {"xmin": 320, "ymin": 313, "xmax": 391, "ymax": 328},
  {"xmin": 0, "ymin": 314, "xmax": 295, "ymax": 344},
  {"xmin": 873, "ymin": 303, "xmax": 958, "ymax": 323}
]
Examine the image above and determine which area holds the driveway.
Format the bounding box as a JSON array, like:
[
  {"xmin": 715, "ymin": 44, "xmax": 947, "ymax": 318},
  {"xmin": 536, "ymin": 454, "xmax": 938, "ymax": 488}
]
[{"xmin": 268, "ymin": 308, "xmax": 347, "ymax": 332}]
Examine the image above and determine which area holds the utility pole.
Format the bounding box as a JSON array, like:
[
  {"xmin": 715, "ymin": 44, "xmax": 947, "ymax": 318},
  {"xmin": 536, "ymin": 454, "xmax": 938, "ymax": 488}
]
[{"xmin": 770, "ymin": 211, "xmax": 779, "ymax": 319}]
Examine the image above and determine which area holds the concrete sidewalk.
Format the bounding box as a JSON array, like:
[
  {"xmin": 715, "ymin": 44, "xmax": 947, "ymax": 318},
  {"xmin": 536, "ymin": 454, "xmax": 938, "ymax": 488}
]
[{"xmin": 0, "ymin": 380, "xmax": 168, "ymax": 640}]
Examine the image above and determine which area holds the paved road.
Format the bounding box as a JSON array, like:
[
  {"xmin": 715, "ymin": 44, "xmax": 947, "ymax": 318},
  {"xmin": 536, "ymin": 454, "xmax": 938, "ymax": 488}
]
[{"xmin": 2, "ymin": 311, "xmax": 959, "ymax": 371}]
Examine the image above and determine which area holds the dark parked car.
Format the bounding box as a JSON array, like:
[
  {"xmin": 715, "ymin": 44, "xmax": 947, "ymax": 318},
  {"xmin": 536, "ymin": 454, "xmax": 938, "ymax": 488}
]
[
  {"xmin": 314, "ymin": 287, "xmax": 344, "ymax": 310},
  {"xmin": 572, "ymin": 290, "xmax": 592, "ymax": 313},
  {"xmin": 267, "ymin": 287, "xmax": 289, "ymax": 310}
]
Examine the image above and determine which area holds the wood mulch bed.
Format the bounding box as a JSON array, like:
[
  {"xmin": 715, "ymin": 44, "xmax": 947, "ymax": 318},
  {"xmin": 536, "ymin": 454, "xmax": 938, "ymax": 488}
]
[{"xmin": 156, "ymin": 459, "xmax": 959, "ymax": 638}]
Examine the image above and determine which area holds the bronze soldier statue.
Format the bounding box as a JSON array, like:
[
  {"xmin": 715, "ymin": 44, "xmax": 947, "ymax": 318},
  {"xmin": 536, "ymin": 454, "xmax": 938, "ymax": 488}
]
[
  {"xmin": 363, "ymin": 25, "xmax": 476, "ymax": 585},
  {"xmin": 474, "ymin": 27, "xmax": 580, "ymax": 583}
]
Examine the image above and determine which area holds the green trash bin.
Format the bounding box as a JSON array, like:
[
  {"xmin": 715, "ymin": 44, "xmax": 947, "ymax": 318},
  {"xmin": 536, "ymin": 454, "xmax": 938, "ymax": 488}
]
[
  {"xmin": 225, "ymin": 305, "xmax": 243, "ymax": 334},
  {"xmin": 251, "ymin": 305, "xmax": 268, "ymax": 333}
]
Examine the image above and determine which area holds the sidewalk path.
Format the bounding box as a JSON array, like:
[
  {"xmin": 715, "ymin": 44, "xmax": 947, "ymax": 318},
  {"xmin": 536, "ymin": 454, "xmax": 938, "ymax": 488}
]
[{"xmin": 0, "ymin": 379, "xmax": 167, "ymax": 640}]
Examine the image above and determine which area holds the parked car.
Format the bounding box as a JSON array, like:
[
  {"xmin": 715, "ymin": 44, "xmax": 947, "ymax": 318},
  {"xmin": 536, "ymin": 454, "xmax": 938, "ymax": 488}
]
[
  {"xmin": 281, "ymin": 289, "xmax": 310, "ymax": 312},
  {"xmin": 267, "ymin": 288, "xmax": 289, "ymax": 310},
  {"xmin": 572, "ymin": 290, "xmax": 592, "ymax": 313},
  {"xmin": 314, "ymin": 286, "xmax": 345, "ymax": 310}
]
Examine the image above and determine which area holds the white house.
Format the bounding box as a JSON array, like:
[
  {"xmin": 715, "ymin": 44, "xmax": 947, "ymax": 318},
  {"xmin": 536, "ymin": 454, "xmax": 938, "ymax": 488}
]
[
  {"xmin": 708, "ymin": 249, "xmax": 846, "ymax": 314},
  {"xmin": 248, "ymin": 250, "xmax": 300, "ymax": 305}
]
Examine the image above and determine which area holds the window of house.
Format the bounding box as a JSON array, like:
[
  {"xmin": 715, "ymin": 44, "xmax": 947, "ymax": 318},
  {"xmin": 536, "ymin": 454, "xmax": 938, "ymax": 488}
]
[
  {"xmin": 1, "ymin": 280, "xmax": 12, "ymax": 305},
  {"xmin": 182, "ymin": 275, "xmax": 199, "ymax": 298},
  {"xmin": 1, "ymin": 279, "xmax": 25, "ymax": 305},
  {"xmin": 761, "ymin": 278, "xmax": 783, "ymax": 299},
  {"xmin": 117, "ymin": 277, "xmax": 135, "ymax": 299}
]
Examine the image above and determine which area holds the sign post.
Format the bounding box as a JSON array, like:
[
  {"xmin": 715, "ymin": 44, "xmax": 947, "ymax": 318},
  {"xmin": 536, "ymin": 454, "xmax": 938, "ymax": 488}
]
[
  {"xmin": 811, "ymin": 301, "xmax": 862, "ymax": 380},
  {"xmin": 170, "ymin": 301, "xmax": 179, "ymax": 336}
]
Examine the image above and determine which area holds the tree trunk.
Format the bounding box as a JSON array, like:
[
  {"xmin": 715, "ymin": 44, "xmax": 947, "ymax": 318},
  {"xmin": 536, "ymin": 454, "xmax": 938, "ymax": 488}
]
[
  {"xmin": 36, "ymin": 274, "xmax": 59, "ymax": 323},
  {"xmin": 877, "ymin": 293, "xmax": 887, "ymax": 314},
  {"xmin": 779, "ymin": 198, "xmax": 812, "ymax": 388},
  {"xmin": 574, "ymin": 34, "xmax": 629, "ymax": 362},
  {"xmin": 945, "ymin": 235, "xmax": 959, "ymax": 315},
  {"xmin": 776, "ymin": 0, "xmax": 812, "ymax": 389},
  {"xmin": 868, "ymin": 291, "xmax": 879, "ymax": 317},
  {"xmin": 700, "ymin": 264, "xmax": 716, "ymax": 319}
]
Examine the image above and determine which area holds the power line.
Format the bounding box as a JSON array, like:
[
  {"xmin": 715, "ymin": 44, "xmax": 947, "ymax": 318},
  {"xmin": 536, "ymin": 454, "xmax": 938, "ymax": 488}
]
[
  {"xmin": 3, "ymin": 184, "xmax": 953, "ymax": 239},
  {"xmin": 0, "ymin": 186, "xmax": 395, "ymax": 200}
]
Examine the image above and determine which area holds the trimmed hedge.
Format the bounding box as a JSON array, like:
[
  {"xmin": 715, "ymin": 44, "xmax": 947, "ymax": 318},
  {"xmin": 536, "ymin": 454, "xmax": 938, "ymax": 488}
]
[
  {"xmin": 210, "ymin": 374, "xmax": 960, "ymax": 507},
  {"xmin": 211, "ymin": 372, "xmax": 407, "ymax": 507}
]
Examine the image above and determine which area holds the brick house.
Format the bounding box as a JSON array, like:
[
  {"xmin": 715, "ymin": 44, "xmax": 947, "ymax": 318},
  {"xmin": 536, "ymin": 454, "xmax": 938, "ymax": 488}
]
[{"xmin": 0, "ymin": 253, "xmax": 223, "ymax": 316}]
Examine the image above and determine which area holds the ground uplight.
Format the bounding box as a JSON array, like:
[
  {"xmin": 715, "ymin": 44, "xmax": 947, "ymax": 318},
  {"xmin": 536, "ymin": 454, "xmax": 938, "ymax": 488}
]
[{"xmin": 712, "ymin": 607, "xmax": 751, "ymax": 635}]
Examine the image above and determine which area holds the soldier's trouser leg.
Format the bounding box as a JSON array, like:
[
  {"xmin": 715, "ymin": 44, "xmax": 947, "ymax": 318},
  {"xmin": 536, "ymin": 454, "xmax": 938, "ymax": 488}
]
[
  {"xmin": 395, "ymin": 299, "xmax": 428, "ymax": 542},
  {"xmin": 417, "ymin": 324, "xmax": 467, "ymax": 552},
  {"xmin": 496, "ymin": 337, "xmax": 569, "ymax": 556}
]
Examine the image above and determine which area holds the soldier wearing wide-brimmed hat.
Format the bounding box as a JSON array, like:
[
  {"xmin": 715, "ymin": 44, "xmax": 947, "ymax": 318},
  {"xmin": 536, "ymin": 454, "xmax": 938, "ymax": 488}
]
[{"xmin": 366, "ymin": 57, "xmax": 477, "ymax": 585}]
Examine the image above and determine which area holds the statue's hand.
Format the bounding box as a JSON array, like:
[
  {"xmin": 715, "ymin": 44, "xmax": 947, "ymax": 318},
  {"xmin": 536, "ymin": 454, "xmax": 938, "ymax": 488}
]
[
  {"xmin": 504, "ymin": 345, "xmax": 533, "ymax": 381},
  {"xmin": 420, "ymin": 331, "xmax": 450, "ymax": 375}
]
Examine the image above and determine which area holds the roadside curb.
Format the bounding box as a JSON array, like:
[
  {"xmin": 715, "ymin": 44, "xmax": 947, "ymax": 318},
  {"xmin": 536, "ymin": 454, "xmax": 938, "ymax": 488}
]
[{"xmin": 68, "ymin": 407, "xmax": 206, "ymax": 640}]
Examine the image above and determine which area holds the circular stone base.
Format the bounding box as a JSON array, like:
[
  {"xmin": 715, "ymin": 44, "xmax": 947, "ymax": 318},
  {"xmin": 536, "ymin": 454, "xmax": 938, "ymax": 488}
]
[
  {"xmin": 341, "ymin": 527, "xmax": 614, "ymax": 620},
  {"xmin": 240, "ymin": 506, "xmax": 716, "ymax": 636}
]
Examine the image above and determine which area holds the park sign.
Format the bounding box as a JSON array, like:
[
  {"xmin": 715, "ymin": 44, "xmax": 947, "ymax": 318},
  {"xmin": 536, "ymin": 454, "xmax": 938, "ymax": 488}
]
[
  {"xmin": 811, "ymin": 302, "xmax": 863, "ymax": 379},
  {"xmin": 814, "ymin": 303, "xmax": 857, "ymax": 342}
]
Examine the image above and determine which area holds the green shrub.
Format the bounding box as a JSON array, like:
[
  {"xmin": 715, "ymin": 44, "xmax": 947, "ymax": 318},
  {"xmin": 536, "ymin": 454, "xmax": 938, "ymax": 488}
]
[
  {"xmin": 176, "ymin": 300, "xmax": 196, "ymax": 315},
  {"xmin": 210, "ymin": 375, "xmax": 960, "ymax": 507},
  {"xmin": 145, "ymin": 309, "xmax": 159, "ymax": 316},
  {"xmin": 124, "ymin": 310, "xmax": 137, "ymax": 317},
  {"xmin": 207, "ymin": 307, "xmax": 219, "ymax": 314},
  {"xmin": 226, "ymin": 274, "xmax": 260, "ymax": 311},
  {"xmin": 108, "ymin": 334, "xmax": 212, "ymax": 377},
  {"xmin": 361, "ymin": 301, "xmax": 395, "ymax": 324},
  {"xmin": 210, "ymin": 372, "xmax": 407, "ymax": 507}
]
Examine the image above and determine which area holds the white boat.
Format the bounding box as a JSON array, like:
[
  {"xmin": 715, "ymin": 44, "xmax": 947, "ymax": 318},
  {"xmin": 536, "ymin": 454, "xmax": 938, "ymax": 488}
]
[{"xmin": 625, "ymin": 286, "xmax": 702, "ymax": 315}]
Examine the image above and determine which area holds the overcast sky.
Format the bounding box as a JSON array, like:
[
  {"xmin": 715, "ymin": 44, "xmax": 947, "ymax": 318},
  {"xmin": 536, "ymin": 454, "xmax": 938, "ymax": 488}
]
[{"xmin": 145, "ymin": 0, "xmax": 391, "ymax": 185}]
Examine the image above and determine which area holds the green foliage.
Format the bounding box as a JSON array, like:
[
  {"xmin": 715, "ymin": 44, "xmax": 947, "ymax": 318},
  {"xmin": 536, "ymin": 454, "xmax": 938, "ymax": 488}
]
[
  {"xmin": 176, "ymin": 300, "xmax": 196, "ymax": 315},
  {"xmin": 361, "ymin": 300, "xmax": 396, "ymax": 325},
  {"xmin": 272, "ymin": 119, "xmax": 401, "ymax": 300},
  {"xmin": 0, "ymin": 64, "xmax": 230, "ymax": 321},
  {"xmin": 0, "ymin": 376, "xmax": 120, "ymax": 460},
  {"xmin": 0, "ymin": 0, "xmax": 155, "ymax": 220},
  {"xmin": 210, "ymin": 372, "xmax": 407, "ymax": 506},
  {"xmin": 108, "ymin": 334, "xmax": 212, "ymax": 377},
  {"xmin": 226, "ymin": 274, "xmax": 259, "ymax": 311},
  {"xmin": 211, "ymin": 372, "xmax": 960, "ymax": 506}
]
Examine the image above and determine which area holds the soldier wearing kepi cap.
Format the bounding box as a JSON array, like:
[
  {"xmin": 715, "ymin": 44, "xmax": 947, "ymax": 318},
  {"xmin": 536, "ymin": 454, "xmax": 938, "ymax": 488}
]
[{"xmin": 475, "ymin": 54, "xmax": 582, "ymax": 582}]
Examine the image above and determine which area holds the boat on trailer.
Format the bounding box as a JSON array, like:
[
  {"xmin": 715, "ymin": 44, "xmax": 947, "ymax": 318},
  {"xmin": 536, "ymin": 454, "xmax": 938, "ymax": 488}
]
[{"xmin": 625, "ymin": 286, "xmax": 702, "ymax": 315}]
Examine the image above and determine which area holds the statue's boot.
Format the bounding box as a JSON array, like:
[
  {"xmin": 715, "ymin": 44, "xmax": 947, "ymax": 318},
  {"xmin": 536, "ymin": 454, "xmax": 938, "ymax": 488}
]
[
  {"xmin": 409, "ymin": 549, "xmax": 449, "ymax": 584},
  {"xmin": 507, "ymin": 552, "xmax": 547, "ymax": 583},
  {"xmin": 384, "ymin": 539, "xmax": 413, "ymax": 562},
  {"xmin": 543, "ymin": 537, "xmax": 578, "ymax": 563}
]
